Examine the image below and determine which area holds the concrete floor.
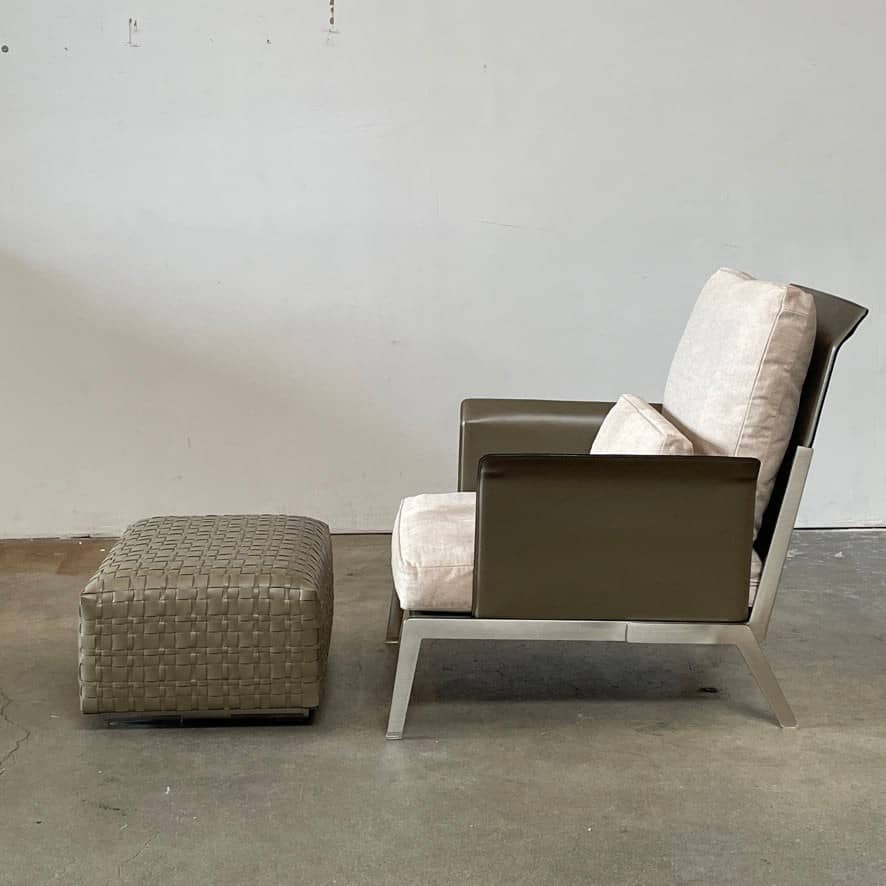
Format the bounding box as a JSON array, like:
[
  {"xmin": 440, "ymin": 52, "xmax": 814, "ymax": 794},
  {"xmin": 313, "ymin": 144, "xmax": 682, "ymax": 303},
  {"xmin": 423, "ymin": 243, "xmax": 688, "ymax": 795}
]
[{"xmin": 0, "ymin": 532, "xmax": 884, "ymax": 885}]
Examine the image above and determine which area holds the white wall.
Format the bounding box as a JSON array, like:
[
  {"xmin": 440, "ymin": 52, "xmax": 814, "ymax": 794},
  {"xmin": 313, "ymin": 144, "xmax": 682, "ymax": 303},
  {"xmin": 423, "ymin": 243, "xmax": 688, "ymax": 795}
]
[{"xmin": 2, "ymin": 0, "xmax": 884, "ymax": 536}]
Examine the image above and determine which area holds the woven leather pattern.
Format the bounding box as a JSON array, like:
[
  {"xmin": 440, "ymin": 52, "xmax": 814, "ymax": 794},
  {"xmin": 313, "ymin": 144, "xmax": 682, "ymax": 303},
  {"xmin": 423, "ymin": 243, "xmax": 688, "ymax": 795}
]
[{"xmin": 79, "ymin": 515, "xmax": 333, "ymax": 715}]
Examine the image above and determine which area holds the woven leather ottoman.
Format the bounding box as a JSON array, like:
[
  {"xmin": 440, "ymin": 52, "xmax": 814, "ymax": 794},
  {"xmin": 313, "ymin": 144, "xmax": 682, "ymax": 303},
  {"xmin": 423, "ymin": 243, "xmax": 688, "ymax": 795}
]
[{"xmin": 79, "ymin": 515, "xmax": 332, "ymax": 718}]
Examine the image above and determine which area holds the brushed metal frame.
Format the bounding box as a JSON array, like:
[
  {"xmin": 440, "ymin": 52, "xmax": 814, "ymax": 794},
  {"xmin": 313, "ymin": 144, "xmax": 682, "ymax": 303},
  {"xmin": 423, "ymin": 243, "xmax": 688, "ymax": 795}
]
[{"xmin": 385, "ymin": 446, "xmax": 812, "ymax": 739}]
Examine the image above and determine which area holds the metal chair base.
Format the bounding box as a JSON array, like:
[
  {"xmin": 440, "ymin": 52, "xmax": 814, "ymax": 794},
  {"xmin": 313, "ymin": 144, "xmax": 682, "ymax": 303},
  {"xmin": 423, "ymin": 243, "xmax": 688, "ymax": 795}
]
[{"xmin": 385, "ymin": 614, "xmax": 796, "ymax": 739}]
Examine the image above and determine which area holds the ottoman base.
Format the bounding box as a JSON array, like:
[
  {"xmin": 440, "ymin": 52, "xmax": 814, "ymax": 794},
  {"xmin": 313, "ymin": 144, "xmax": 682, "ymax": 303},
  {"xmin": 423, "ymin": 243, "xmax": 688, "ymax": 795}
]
[
  {"xmin": 102, "ymin": 707, "xmax": 312, "ymax": 727},
  {"xmin": 79, "ymin": 515, "xmax": 334, "ymax": 720}
]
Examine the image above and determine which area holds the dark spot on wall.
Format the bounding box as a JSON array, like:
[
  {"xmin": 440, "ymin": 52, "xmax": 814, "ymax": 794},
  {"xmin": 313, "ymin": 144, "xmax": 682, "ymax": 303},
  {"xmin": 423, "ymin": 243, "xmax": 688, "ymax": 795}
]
[{"xmin": 1, "ymin": 45, "xmax": 9, "ymax": 53}]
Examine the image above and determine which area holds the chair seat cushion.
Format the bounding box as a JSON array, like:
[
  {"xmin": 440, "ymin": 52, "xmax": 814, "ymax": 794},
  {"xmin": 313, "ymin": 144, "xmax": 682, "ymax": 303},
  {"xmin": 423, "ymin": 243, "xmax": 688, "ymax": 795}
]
[
  {"xmin": 392, "ymin": 492, "xmax": 763, "ymax": 611},
  {"xmin": 391, "ymin": 493, "xmax": 475, "ymax": 612},
  {"xmin": 591, "ymin": 394, "xmax": 693, "ymax": 455}
]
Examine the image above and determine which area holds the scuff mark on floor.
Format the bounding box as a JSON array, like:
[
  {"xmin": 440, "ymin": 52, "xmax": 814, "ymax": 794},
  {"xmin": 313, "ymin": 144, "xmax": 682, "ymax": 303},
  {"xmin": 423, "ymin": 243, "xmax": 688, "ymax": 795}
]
[
  {"xmin": 0, "ymin": 686, "xmax": 32, "ymax": 776},
  {"xmin": 84, "ymin": 798, "xmax": 127, "ymax": 816}
]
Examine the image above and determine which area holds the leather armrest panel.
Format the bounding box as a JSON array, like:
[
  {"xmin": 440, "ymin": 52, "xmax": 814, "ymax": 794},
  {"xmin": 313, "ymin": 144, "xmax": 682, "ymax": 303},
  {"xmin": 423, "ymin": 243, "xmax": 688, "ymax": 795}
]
[
  {"xmin": 472, "ymin": 454, "xmax": 757, "ymax": 622},
  {"xmin": 459, "ymin": 399, "xmax": 622, "ymax": 492}
]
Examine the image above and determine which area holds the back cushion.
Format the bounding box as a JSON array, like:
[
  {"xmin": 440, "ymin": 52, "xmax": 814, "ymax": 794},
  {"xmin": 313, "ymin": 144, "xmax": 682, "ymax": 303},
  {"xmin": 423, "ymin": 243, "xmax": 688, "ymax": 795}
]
[
  {"xmin": 591, "ymin": 394, "xmax": 693, "ymax": 456},
  {"xmin": 662, "ymin": 268, "xmax": 816, "ymax": 533}
]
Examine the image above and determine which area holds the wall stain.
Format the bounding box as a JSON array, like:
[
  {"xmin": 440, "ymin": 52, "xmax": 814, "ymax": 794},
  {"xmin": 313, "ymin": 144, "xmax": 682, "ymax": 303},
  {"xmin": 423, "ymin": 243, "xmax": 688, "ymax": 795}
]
[{"xmin": 127, "ymin": 18, "xmax": 140, "ymax": 48}]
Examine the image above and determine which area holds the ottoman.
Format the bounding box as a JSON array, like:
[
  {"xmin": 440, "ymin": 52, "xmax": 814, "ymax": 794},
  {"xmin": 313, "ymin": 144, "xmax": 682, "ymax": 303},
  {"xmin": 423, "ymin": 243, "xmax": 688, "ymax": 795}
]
[{"xmin": 79, "ymin": 515, "xmax": 333, "ymax": 718}]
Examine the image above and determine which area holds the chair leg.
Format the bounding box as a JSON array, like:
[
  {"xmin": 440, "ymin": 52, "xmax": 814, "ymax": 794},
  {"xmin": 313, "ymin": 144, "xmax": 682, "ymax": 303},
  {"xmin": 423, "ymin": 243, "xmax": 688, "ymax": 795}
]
[
  {"xmin": 385, "ymin": 616, "xmax": 422, "ymax": 739},
  {"xmin": 736, "ymin": 631, "xmax": 797, "ymax": 728},
  {"xmin": 385, "ymin": 587, "xmax": 403, "ymax": 644}
]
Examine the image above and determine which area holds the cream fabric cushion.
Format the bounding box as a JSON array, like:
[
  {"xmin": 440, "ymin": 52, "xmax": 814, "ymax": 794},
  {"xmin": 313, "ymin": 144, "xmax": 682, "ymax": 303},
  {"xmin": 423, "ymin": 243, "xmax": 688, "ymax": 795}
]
[
  {"xmin": 663, "ymin": 268, "xmax": 816, "ymax": 534},
  {"xmin": 391, "ymin": 493, "xmax": 475, "ymax": 612},
  {"xmin": 591, "ymin": 394, "xmax": 693, "ymax": 456}
]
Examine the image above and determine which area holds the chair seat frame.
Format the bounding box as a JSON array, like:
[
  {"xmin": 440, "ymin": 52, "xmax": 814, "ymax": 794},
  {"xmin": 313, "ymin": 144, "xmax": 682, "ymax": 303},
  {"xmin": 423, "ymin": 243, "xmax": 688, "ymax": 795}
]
[{"xmin": 385, "ymin": 446, "xmax": 810, "ymax": 738}]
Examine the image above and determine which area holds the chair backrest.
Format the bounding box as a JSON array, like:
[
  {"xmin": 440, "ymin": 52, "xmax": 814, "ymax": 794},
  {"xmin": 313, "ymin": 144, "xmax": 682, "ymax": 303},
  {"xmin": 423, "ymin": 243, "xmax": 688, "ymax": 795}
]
[
  {"xmin": 754, "ymin": 285, "xmax": 868, "ymax": 562},
  {"xmin": 662, "ymin": 269, "xmax": 819, "ymax": 536}
]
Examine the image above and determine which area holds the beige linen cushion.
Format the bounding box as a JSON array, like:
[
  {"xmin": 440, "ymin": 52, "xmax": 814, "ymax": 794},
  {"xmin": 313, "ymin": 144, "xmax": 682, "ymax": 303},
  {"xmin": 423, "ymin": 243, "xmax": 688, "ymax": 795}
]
[
  {"xmin": 591, "ymin": 394, "xmax": 694, "ymax": 456},
  {"xmin": 663, "ymin": 268, "xmax": 816, "ymax": 534},
  {"xmin": 391, "ymin": 493, "xmax": 475, "ymax": 612}
]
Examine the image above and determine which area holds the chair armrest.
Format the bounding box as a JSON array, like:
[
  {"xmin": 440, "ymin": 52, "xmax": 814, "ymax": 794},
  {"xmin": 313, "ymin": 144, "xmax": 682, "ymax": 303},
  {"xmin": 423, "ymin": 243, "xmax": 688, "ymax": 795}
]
[
  {"xmin": 472, "ymin": 454, "xmax": 758, "ymax": 622},
  {"xmin": 459, "ymin": 399, "xmax": 626, "ymax": 491}
]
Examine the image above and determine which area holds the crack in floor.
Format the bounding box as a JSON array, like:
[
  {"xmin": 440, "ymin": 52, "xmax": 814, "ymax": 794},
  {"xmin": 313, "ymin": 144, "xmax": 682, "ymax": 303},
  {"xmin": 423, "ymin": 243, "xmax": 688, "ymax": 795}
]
[
  {"xmin": 0, "ymin": 686, "xmax": 33, "ymax": 776},
  {"xmin": 117, "ymin": 831, "xmax": 158, "ymax": 879}
]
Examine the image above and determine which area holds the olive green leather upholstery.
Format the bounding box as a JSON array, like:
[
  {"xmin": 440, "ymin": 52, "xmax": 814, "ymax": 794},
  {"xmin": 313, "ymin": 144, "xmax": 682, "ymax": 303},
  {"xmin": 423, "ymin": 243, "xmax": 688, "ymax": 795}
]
[
  {"xmin": 473, "ymin": 454, "xmax": 758, "ymax": 622},
  {"xmin": 79, "ymin": 515, "xmax": 333, "ymax": 717},
  {"xmin": 459, "ymin": 399, "xmax": 623, "ymax": 492}
]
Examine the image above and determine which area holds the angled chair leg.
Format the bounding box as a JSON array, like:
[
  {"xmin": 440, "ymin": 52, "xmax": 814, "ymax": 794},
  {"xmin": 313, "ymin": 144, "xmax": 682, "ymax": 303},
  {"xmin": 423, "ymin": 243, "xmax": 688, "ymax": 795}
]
[
  {"xmin": 736, "ymin": 630, "xmax": 797, "ymax": 728},
  {"xmin": 386, "ymin": 616, "xmax": 421, "ymax": 739},
  {"xmin": 385, "ymin": 587, "xmax": 403, "ymax": 644}
]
